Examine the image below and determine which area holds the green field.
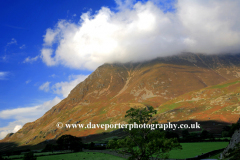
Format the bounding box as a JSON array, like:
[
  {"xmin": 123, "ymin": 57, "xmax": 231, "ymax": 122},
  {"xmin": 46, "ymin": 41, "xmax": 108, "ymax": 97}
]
[
  {"xmin": 3, "ymin": 151, "xmax": 72, "ymax": 159},
  {"xmin": 36, "ymin": 152, "xmax": 125, "ymax": 160},
  {"xmin": 167, "ymin": 142, "xmax": 228, "ymax": 159},
  {"xmin": 3, "ymin": 142, "xmax": 228, "ymax": 160}
]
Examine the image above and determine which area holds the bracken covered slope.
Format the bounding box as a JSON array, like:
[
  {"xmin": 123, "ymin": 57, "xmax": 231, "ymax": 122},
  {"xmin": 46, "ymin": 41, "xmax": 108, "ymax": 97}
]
[
  {"xmin": 155, "ymin": 78, "xmax": 240, "ymax": 132},
  {"xmin": 1, "ymin": 53, "xmax": 240, "ymax": 146}
]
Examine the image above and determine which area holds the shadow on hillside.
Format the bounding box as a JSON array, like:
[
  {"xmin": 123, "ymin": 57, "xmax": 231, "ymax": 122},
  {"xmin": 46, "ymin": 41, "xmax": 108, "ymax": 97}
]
[
  {"xmin": 0, "ymin": 142, "xmax": 18, "ymax": 151},
  {"xmin": 0, "ymin": 120, "xmax": 232, "ymax": 153},
  {"xmin": 0, "ymin": 141, "xmax": 47, "ymax": 153},
  {"xmin": 170, "ymin": 120, "xmax": 231, "ymax": 135}
]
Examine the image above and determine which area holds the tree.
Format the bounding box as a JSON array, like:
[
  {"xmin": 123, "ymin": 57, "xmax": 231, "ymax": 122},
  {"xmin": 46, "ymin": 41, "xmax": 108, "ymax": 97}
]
[
  {"xmin": 229, "ymin": 123, "xmax": 240, "ymax": 137},
  {"xmin": 222, "ymin": 131, "xmax": 229, "ymax": 138},
  {"xmin": 165, "ymin": 130, "xmax": 180, "ymax": 141},
  {"xmin": 189, "ymin": 133, "xmax": 199, "ymax": 142},
  {"xmin": 181, "ymin": 129, "xmax": 190, "ymax": 139},
  {"xmin": 56, "ymin": 135, "xmax": 83, "ymax": 152},
  {"xmin": 23, "ymin": 152, "xmax": 36, "ymax": 160},
  {"xmin": 89, "ymin": 142, "xmax": 95, "ymax": 150},
  {"xmin": 107, "ymin": 106, "xmax": 182, "ymax": 160},
  {"xmin": 42, "ymin": 144, "xmax": 56, "ymax": 153},
  {"xmin": 200, "ymin": 130, "xmax": 209, "ymax": 139},
  {"xmin": 0, "ymin": 154, "xmax": 4, "ymax": 160},
  {"xmin": 223, "ymin": 125, "xmax": 231, "ymax": 132},
  {"xmin": 5, "ymin": 152, "xmax": 11, "ymax": 159},
  {"xmin": 70, "ymin": 137, "xmax": 83, "ymax": 152}
]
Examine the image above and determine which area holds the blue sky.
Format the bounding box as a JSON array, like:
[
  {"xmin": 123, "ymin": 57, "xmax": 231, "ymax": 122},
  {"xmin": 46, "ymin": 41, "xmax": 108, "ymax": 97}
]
[
  {"xmin": 1, "ymin": 0, "xmax": 240, "ymax": 139},
  {"xmin": 0, "ymin": 0, "xmax": 117, "ymax": 139}
]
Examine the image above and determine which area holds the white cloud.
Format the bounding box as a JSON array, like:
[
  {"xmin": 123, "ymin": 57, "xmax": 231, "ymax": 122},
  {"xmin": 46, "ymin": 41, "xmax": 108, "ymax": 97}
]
[
  {"xmin": 49, "ymin": 74, "xmax": 56, "ymax": 78},
  {"xmin": 7, "ymin": 38, "xmax": 17, "ymax": 46},
  {"xmin": 0, "ymin": 96, "xmax": 61, "ymax": 139},
  {"xmin": 13, "ymin": 125, "xmax": 22, "ymax": 133},
  {"xmin": 19, "ymin": 44, "xmax": 26, "ymax": 49},
  {"xmin": 0, "ymin": 121, "xmax": 25, "ymax": 139},
  {"xmin": 43, "ymin": 28, "xmax": 61, "ymax": 46},
  {"xmin": 176, "ymin": 0, "xmax": 240, "ymax": 53},
  {"xmin": 0, "ymin": 105, "xmax": 44, "ymax": 120},
  {"xmin": 40, "ymin": 0, "xmax": 240, "ymax": 70},
  {"xmin": 0, "ymin": 72, "xmax": 8, "ymax": 80},
  {"xmin": 39, "ymin": 74, "xmax": 88, "ymax": 97},
  {"xmin": 40, "ymin": 48, "xmax": 56, "ymax": 66},
  {"xmin": 39, "ymin": 81, "xmax": 51, "ymax": 92},
  {"xmin": 52, "ymin": 74, "xmax": 88, "ymax": 98},
  {"xmin": 23, "ymin": 55, "xmax": 39, "ymax": 63},
  {"xmin": 0, "ymin": 131, "xmax": 9, "ymax": 139},
  {"xmin": 25, "ymin": 80, "xmax": 31, "ymax": 84},
  {"xmin": 1, "ymin": 55, "xmax": 7, "ymax": 61},
  {"xmin": 115, "ymin": 0, "xmax": 136, "ymax": 10}
]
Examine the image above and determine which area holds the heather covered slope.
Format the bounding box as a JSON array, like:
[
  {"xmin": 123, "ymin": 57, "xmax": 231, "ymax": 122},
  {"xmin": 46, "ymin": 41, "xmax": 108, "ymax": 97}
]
[
  {"xmin": 156, "ymin": 78, "xmax": 240, "ymax": 124},
  {"xmin": 1, "ymin": 53, "xmax": 240, "ymax": 147}
]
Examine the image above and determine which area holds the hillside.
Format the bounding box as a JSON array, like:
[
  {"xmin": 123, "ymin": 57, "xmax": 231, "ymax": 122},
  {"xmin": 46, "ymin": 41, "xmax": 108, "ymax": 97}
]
[
  {"xmin": 155, "ymin": 77, "xmax": 240, "ymax": 134},
  {"xmin": 1, "ymin": 53, "xmax": 240, "ymax": 147},
  {"xmin": 156, "ymin": 78, "xmax": 240, "ymax": 124}
]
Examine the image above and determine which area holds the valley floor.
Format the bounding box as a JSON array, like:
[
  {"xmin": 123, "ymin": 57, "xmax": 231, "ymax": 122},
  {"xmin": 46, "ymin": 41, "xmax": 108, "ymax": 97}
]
[{"xmin": 3, "ymin": 142, "xmax": 228, "ymax": 160}]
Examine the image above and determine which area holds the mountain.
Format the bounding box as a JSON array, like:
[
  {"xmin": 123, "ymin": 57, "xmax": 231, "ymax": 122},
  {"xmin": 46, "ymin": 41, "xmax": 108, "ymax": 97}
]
[{"xmin": 1, "ymin": 52, "xmax": 240, "ymax": 148}]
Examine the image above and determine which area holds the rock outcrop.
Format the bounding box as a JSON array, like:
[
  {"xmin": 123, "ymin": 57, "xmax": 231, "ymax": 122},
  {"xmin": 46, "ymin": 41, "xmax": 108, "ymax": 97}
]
[{"xmin": 220, "ymin": 119, "xmax": 240, "ymax": 159}]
